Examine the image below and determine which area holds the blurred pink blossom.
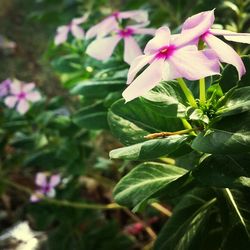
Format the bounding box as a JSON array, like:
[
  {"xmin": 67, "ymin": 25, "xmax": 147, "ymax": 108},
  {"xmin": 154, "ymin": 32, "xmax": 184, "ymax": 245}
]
[
  {"xmin": 55, "ymin": 15, "xmax": 88, "ymax": 45},
  {"xmin": 30, "ymin": 173, "xmax": 61, "ymax": 202},
  {"xmin": 4, "ymin": 80, "xmax": 41, "ymax": 114},
  {"xmin": 122, "ymin": 26, "xmax": 220, "ymax": 102},
  {"xmin": 0, "ymin": 79, "xmax": 11, "ymax": 97},
  {"xmin": 86, "ymin": 24, "xmax": 155, "ymax": 64},
  {"xmin": 86, "ymin": 10, "xmax": 149, "ymax": 39},
  {"xmin": 181, "ymin": 9, "xmax": 250, "ymax": 79}
]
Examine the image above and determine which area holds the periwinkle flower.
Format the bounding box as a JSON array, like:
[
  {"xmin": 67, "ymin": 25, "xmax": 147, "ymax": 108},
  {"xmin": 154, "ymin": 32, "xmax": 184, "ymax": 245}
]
[
  {"xmin": 85, "ymin": 10, "xmax": 149, "ymax": 40},
  {"xmin": 4, "ymin": 80, "xmax": 41, "ymax": 114},
  {"xmin": 0, "ymin": 79, "xmax": 11, "ymax": 97},
  {"xmin": 30, "ymin": 173, "xmax": 61, "ymax": 202},
  {"xmin": 55, "ymin": 15, "xmax": 88, "ymax": 45},
  {"xmin": 122, "ymin": 26, "xmax": 220, "ymax": 102},
  {"xmin": 86, "ymin": 24, "xmax": 155, "ymax": 64},
  {"xmin": 181, "ymin": 9, "xmax": 250, "ymax": 79}
]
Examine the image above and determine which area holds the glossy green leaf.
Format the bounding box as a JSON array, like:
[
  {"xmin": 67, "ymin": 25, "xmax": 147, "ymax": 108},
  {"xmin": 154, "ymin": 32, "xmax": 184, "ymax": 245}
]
[
  {"xmin": 113, "ymin": 162, "xmax": 188, "ymax": 210},
  {"xmin": 192, "ymin": 154, "xmax": 250, "ymax": 188},
  {"xmin": 108, "ymin": 99, "xmax": 184, "ymax": 145},
  {"xmin": 110, "ymin": 135, "xmax": 189, "ymax": 160},
  {"xmin": 70, "ymin": 78, "xmax": 125, "ymax": 99},
  {"xmin": 191, "ymin": 112, "xmax": 250, "ymax": 153}
]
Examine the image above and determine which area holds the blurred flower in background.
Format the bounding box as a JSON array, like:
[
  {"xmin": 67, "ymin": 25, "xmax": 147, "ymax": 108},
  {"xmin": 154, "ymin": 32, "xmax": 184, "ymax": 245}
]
[{"xmin": 0, "ymin": 78, "xmax": 11, "ymax": 97}]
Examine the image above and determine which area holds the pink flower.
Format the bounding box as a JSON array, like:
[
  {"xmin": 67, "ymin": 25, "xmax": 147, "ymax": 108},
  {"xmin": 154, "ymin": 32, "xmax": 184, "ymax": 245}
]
[
  {"xmin": 85, "ymin": 10, "xmax": 149, "ymax": 39},
  {"xmin": 54, "ymin": 15, "xmax": 88, "ymax": 45},
  {"xmin": 30, "ymin": 173, "xmax": 61, "ymax": 202},
  {"xmin": 86, "ymin": 24, "xmax": 155, "ymax": 64},
  {"xmin": 122, "ymin": 26, "xmax": 220, "ymax": 102},
  {"xmin": 4, "ymin": 80, "xmax": 41, "ymax": 114},
  {"xmin": 181, "ymin": 9, "xmax": 250, "ymax": 79},
  {"xmin": 0, "ymin": 79, "xmax": 11, "ymax": 97}
]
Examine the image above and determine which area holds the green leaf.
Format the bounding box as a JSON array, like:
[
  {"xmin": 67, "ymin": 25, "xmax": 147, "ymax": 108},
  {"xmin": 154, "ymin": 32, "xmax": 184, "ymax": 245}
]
[
  {"xmin": 108, "ymin": 99, "xmax": 184, "ymax": 145},
  {"xmin": 110, "ymin": 135, "xmax": 189, "ymax": 160},
  {"xmin": 113, "ymin": 162, "xmax": 188, "ymax": 210},
  {"xmin": 72, "ymin": 102, "xmax": 109, "ymax": 130},
  {"xmin": 220, "ymin": 56, "xmax": 250, "ymax": 92},
  {"xmin": 141, "ymin": 81, "xmax": 187, "ymax": 118},
  {"xmin": 70, "ymin": 78, "xmax": 125, "ymax": 99},
  {"xmin": 155, "ymin": 188, "xmax": 218, "ymax": 250},
  {"xmin": 191, "ymin": 112, "xmax": 250, "ymax": 153},
  {"xmin": 192, "ymin": 154, "xmax": 250, "ymax": 188}
]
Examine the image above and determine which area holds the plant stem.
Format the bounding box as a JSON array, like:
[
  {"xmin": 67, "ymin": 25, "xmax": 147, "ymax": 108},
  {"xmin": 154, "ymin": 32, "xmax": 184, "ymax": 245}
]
[
  {"xmin": 177, "ymin": 78, "xmax": 197, "ymax": 108},
  {"xmin": 181, "ymin": 118, "xmax": 197, "ymax": 136},
  {"xmin": 151, "ymin": 202, "xmax": 172, "ymax": 217},
  {"xmin": 144, "ymin": 128, "xmax": 198, "ymax": 139},
  {"xmin": 199, "ymin": 78, "xmax": 206, "ymax": 105}
]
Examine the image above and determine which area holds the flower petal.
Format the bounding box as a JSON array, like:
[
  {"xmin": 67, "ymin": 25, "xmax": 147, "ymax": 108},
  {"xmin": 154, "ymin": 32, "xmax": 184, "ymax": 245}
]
[
  {"xmin": 204, "ymin": 33, "xmax": 246, "ymax": 79},
  {"xmin": 30, "ymin": 193, "xmax": 41, "ymax": 203},
  {"xmin": 72, "ymin": 15, "xmax": 88, "ymax": 25},
  {"xmin": 26, "ymin": 91, "xmax": 41, "ymax": 102},
  {"xmin": 144, "ymin": 26, "xmax": 171, "ymax": 55},
  {"xmin": 127, "ymin": 54, "xmax": 154, "ymax": 85},
  {"xmin": 46, "ymin": 188, "xmax": 56, "ymax": 198},
  {"xmin": 122, "ymin": 59, "xmax": 164, "ymax": 102},
  {"xmin": 169, "ymin": 47, "xmax": 220, "ymax": 80},
  {"xmin": 180, "ymin": 10, "xmax": 215, "ymax": 45},
  {"xmin": 49, "ymin": 174, "xmax": 61, "ymax": 188},
  {"xmin": 210, "ymin": 28, "xmax": 250, "ymax": 44},
  {"xmin": 86, "ymin": 35, "xmax": 121, "ymax": 61},
  {"xmin": 71, "ymin": 25, "xmax": 84, "ymax": 39},
  {"xmin": 35, "ymin": 173, "xmax": 47, "ymax": 187},
  {"xmin": 23, "ymin": 83, "xmax": 35, "ymax": 92},
  {"xmin": 10, "ymin": 81, "xmax": 22, "ymax": 94},
  {"xmin": 119, "ymin": 10, "xmax": 148, "ymax": 23},
  {"xmin": 17, "ymin": 99, "xmax": 29, "ymax": 114},
  {"xmin": 85, "ymin": 17, "xmax": 118, "ymax": 39},
  {"xmin": 133, "ymin": 27, "xmax": 156, "ymax": 36},
  {"xmin": 4, "ymin": 96, "xmax": 17, "ymax": 108},
  {"xmin": 55, "ymin": 26, "xmax": 69, "ymax": 45},
  {"xmin": 124, "ymin": 37, "xmax": 142, "ymax": 64}
]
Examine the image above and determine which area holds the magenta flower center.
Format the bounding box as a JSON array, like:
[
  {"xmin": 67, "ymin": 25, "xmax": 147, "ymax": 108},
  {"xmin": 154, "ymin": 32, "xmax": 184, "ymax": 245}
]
[
  {"xmin": 17, "ymin": 91, "xmax": 26, "ymax": 100},
  {"xmin": 200, "ymin": 31, "xmax": 210, "ymax": 41},
  {"xmin": 155, "ymin": 45, "xmax": 176, "ymax": 60},
  {"xmin": 118, "ymin": 28, "xmax": 134, "ymax": 38},
  {"xmin": 42, "ymin": 184, "xmax": 51, "ymax": 194}
]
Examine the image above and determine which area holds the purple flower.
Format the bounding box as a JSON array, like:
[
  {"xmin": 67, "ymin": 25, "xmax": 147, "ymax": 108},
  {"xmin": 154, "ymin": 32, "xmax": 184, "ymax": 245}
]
[
  {"xmin": 4, "ymin": 80, "xmax": 41, "ymax": 114},
  {"xmin": 0, "ymin": 79, "xmax": 12, "ymax": 97},
  {"xmin": 122, "ymin": 26, "xmax": 220, "ymax": 102},
  {"xmin": 54, "ymin": 15, "xmax": 88, "ymax": 45},
  {"xmin": 181, "ymin": 9, "xmax": 250, "ymax": 79},
  {"xmin": 30, "ymin": 173, "xmax": 61, "ymax": 202},
  {"xmin": 85, "ymin": 10, "xmax": 149, "ymax": 40},
  {"xmin": 86, "ymin": 24, "xmax": 155, "ymax": 64}
]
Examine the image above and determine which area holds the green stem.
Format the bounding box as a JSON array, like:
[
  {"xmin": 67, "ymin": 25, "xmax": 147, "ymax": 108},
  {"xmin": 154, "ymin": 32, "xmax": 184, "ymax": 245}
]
[
  {"xmin": 177, "ymin": 78, "xmax": 197, "ymax": 108},
  {"xmin": 181, "ymin": 118, "xmax": 196, "ymax": 136},
  {"xmin": 199, "ymin": 78, "xmax": 206, "ymax": 105}
]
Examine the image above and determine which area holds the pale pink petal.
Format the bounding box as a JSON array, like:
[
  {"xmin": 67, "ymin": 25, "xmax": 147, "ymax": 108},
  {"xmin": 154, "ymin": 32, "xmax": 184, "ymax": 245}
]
[
  {"xmin": 55, "ymin": 26, "xmax": 69, "ymax": 45},
  {"xmin": 119, "ymin": 10, "xmax": 148, "ymax": 23},
  {"xmin": 86, "ymin": 35, "xmax": 121, "ymax": 60},
  {"xmin": 30, "ymin": 193, "xmax": 41, "ymax": 203},
  {"xmin": 10, "ymin": 81, "xmax": 22, "ymax": 94},
  {"xmin": 49, "ymin": 174, "xmax": 61, "ymax": 188},
  {"xmin": 122, "ymin": 59, "xmax": 164, "ymax": 102},
  {"xmin": 144, "ymin": 26, "xmax": 171, "ymax": 55},
  {"xmin": 46, "ymin": 188, "xmax": 56, "ymax": 198},
  {"xmin": 133, "ymin": 28, "xmax": 156, "ymax": 36},
  {"xmin": 127, "ymin": 54, "xmax": 154, "ymax": 85},
  {"xmin": 71, "ymin": 25, "xmax": 84, "ymax": 39},
  {"xmin": 35, "ymin": 173, "xmax": 47, "ymax": 187},
  {"xmin": 124, "ymin": 37, "xmax": 142, "ymax": 64},
  {"xmin": 180, "ymin": 10, "xmax": 215, "ymax": 45},
  {"xmin": 85, "ymin": 17, "xmax": 118, "ymax": 39},
  {"xmin": 17, "ymin": 99, "xmax": 29, "ymax": 114},
  {"xmin": 210, "ymin": 28, "xmax": 250, "ymax": 44},
  {"xmin": 4, "ymin": 96, "xmax": 17, "ymax": 108},
  {"xmin": 169, "ymin": 48, "xmax": 220, "ymax": 80},
  {"xmin": 22, "ymin": 83, "xmax": 35, "ymax": 92},
  {"xmin": 72, "ymin": 15, "xmax": 88, "ymax": 25},
  {"xmin": 204, "ymin": 33, "xmax": 245, "ymax": 79},
  {"xmin": 25, "ymin": 91, "xmax": 41, "ymax": 102}
]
